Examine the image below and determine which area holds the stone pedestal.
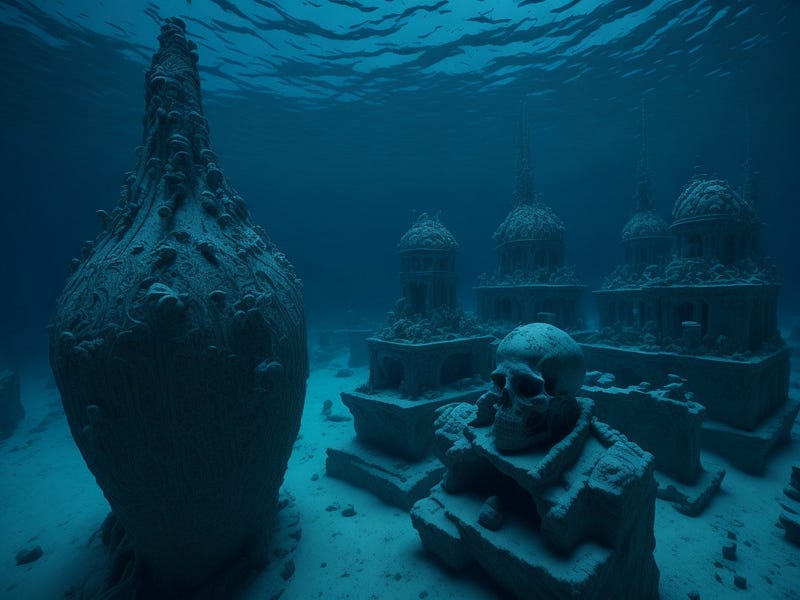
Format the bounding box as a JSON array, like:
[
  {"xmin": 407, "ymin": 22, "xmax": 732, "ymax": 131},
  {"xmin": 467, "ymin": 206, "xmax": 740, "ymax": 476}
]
[
  {"xmin": 701, "ymin": 398, "xmax": 799, "ymax": 474},
  {"xmin": 326, "ymin": 439, "xmax": 445, "ymax": 511},
  {"xmin": 327, "ymin": 335, "xmax": 493, "ymax": 509},
  {"xmin": 411, "ymin": 399, "xmax": 660, "ymax": 599},
  {"xmin": 341, "ymin": 389, "xmax": 484, "ymax": 461},
  {"xmin": 580, "ymin": 343, "xmax": 796, "ymax": 473},
  {"xmin": 581, "ymin": 378, "xmax": 725, "ymax": 515},
  {"xmin": 368, "ymin": 336, "xmax": 493, "ymax": 398},
  {"xmin": 327, "ymin": 387, "xmax": 484, "ymax": 509}
]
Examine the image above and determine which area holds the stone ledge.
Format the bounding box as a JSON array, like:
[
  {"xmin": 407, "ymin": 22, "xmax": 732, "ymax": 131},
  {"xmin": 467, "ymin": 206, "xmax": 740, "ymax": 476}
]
[
  {"xmin": 326, "ymin": 438, "xmax": 445, "ymax": 511},
  {"xmin": 701, "ymin": 397, "xmax": 800, "ymax": 475}
]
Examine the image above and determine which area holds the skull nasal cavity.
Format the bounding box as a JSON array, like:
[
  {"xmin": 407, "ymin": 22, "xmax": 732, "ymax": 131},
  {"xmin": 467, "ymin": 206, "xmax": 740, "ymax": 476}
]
[{"xmin": 491, "ymin": 372, "xmax": 507, "ymax": 389}]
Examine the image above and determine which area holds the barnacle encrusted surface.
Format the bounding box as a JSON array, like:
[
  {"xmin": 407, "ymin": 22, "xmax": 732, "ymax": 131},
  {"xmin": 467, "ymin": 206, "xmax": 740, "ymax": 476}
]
[
  {"xmin": 397, "ymin": 212, "xmax": 459, "ymax": 251},
  {"xmin": 672, "ymin": 178, "xmax": 756, "ymax": 224},
  {"xmin": 493, "ymin": 202, "xmax": 565, "ymax": 245},
  {"xmin": 49, "ymin": 18, "xmax": 307, "ymax": 596}
]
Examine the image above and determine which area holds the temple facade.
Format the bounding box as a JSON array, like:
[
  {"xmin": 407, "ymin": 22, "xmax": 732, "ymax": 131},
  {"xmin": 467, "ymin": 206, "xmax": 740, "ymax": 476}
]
[
  {"xmin": 581, "ymin": 138, "xmax": 796, "ymax": 474},
  {"xmin": 475, "ymin": 104, "xmax": 584, "ymax": 330}
]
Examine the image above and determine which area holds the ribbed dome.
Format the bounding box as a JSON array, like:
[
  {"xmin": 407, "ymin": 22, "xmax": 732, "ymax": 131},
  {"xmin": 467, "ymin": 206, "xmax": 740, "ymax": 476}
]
[
  {"xmin": 397, "ymin": 212, "xmax": 458, "ymax": 252},
  {"xmin": 493, "ymin": 202, "xmax": 565, "ymax": 245},
  {"xmin": 622, "ymin": 209, "xmax": 669, "ymax": 241},
  {"xmin": 672, "ymin": 178, "xmax": 756, "ymax": 225}
]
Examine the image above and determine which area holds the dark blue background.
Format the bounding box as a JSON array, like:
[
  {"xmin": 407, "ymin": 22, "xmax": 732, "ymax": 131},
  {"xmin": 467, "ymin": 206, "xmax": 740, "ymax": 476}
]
[{"xmin": 1, "ymin": 3, "xmax": 798, "ymax": 366}]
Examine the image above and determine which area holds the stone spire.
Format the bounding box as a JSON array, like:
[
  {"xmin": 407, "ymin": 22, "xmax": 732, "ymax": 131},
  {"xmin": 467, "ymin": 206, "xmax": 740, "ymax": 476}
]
[
  {"xmin": 633, "ymin": 100, "xmax": 653, "ymax": 212},
  {"xmin": 742, "ymin": 135, "xmax": 758, "ymax": 209},
  {"xmin": 512, "ymin": 100, "xmax": 534, "ymax": 206},
  {"xmin": 691, "ymin": 155, "xmax": 707, "ymax": 181}
]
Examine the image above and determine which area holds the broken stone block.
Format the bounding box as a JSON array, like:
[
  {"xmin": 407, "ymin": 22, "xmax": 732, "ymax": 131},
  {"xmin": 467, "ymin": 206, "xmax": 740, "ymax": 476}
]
[
  {"xmin": 412, "ymin": 398, "xmax": 659, "ymax": 599},
  {"xmin": 581, "ymin": 379, "xmax": 725, "ymax": 516}
]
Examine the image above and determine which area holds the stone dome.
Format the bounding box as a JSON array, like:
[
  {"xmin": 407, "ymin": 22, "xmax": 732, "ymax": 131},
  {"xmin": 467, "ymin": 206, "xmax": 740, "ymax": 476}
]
[
  {"xmin": 672, "ymin": 178, "xmax": 756, "ymax": 225},
  {"xmin": 621, "ymin": 209, "xmax": 669, "ymax": 241},
  {"xmin": 493, "ymin": 202, "xmax": 565, "ymax": 245},
  {"xmin": 397, "ymin": 212, "xmax": 458, "ymax": 252}
]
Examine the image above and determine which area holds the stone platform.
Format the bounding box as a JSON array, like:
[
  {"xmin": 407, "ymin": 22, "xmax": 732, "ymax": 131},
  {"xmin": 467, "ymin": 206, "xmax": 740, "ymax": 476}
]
[
  {"xmin": 326, "ymin": 439, "xmax": 445, "ymax": 511},
  {"xmin": 411, "ymin": 400, "xmax": 660, "ymax": 599},
  {"xmin": 329, "ymin": 387, "xmax": 485, "ymax": 508},
  {"xmin": 580, "ymin": 343, "xmax": 795, "ymax": 473},
  {"xmin": 701, "ymin": 397, "xmax": 799, "ymax": 475},
  {"xmin": 581, "ymin": 378, "xmax": 726, "ymax": 514},
  {"xmin": 341, "ymin": 388, "xmax": 484, "ymax": 461}
]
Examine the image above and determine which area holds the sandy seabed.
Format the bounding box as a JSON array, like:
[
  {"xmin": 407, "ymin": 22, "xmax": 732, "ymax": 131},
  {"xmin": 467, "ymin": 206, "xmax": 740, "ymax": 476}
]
[{"xmin": 1, "ymin": 346, "xmax": 799, "ymax": 600}]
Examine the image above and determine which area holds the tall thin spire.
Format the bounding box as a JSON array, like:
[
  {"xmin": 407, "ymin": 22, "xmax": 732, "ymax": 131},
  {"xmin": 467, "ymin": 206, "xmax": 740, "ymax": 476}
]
[
  {"xmin": 633, "ymin": 99, "xmax": 653, "ymax": 212},
  {"xmin": 512, "ymin": 100, "xmax": 534, "ymax": 206},
  {"xmin": 742, "ymin": 113, "xmax": 758, "ymax": 208}
]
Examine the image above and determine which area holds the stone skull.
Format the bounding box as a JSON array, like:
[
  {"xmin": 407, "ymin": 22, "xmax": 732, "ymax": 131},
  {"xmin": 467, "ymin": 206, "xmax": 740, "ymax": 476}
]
[{"xmin": 489, "ymin": 323, "xmax": 585, "ymax": 452}]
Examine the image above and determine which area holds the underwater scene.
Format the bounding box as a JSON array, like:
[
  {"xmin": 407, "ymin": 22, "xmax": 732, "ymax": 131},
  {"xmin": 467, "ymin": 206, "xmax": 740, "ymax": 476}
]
[{"xmin": 1, "ymin": 1, "xmax": 799, "ymax": 598}]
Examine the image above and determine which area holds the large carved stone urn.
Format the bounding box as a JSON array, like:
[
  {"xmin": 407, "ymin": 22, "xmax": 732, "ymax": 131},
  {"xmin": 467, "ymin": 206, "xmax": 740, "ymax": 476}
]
[{"xmin": 49, "ymin": 18, "xmax": 307, "ymax": 595}]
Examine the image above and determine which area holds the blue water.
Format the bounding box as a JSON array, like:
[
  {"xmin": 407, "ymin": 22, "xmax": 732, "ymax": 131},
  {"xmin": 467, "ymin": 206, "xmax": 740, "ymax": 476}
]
[{"xmin": 1, "ymin": 0, "xmax": 798, "ymax": 362}]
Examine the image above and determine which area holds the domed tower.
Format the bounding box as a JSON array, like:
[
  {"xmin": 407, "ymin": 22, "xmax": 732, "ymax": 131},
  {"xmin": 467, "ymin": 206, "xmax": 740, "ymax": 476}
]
[
  {"xmin": 620, "ymin": 107, "xmax": 671, "ymax": 273},
  {"xmin": 475, "ymin": 103, "xmax": 584, "ymax": 330},
  {"xmin": 494, "ymin": 104, "xmax": 565, "ymax": 279},
  {"xmin": 397, "ymin": 212, "xmax": 458, "ymax": 317},
  {"xmin": 671, "ymin": 175, "xmax": 760, "ymax": 266}
]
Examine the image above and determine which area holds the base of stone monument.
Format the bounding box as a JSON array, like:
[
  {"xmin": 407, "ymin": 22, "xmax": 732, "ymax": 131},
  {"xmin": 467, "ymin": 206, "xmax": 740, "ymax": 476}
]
[
  {"xmin": 341, "ymin": 388, "xmax": 484, "ymax": 461},
  {"xmin": 701, "ymin": 397, "xmax": 800, "ymax": 475},
  {"xmin": 412, "ymin": 484, "xmax": 651, "ymax": 600},
  {"xmin": 654, "ymin": 460, "xmax": 726, "ymax": 516},
  {"xmin": 326, "ymin": 438, "xmax": 445, "ymax": 511}
]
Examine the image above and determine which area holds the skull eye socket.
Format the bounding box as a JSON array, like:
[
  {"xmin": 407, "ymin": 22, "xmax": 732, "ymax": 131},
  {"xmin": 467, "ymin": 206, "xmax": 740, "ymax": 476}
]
[
  {"xmin": 491, "ymin": 372, "xmax": 506, "ymax": 390},
  {"xmin": 514, "ymin": 374, "xmax": 543, "ymax": 399}
]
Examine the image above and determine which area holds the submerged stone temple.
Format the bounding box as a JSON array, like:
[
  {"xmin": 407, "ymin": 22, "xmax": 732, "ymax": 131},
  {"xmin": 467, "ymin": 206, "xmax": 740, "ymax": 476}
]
[
  {"xmin": 581, "ymin": 145, "xmax": 798, "ymax": 474},
  {"xmin": 49, "ymin": 19, "xmax": 307, "ymax": 597},
  {"xmin": 412, "ymin": 324, "xmax": 660, "ymax": 599},
  {"xmin": 326, "ymin": 213, "xmax": 493, "ymax": 510},
  {"xmin": 575, "ymin": 114, "xmax": 725, "ymax": 516},
  {"xmin": 475, "ymin": 104, "xmax": 585, "ymax": 331}
]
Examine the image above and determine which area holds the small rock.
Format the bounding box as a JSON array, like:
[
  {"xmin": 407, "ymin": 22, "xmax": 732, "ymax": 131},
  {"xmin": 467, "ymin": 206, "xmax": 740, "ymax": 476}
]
[
  {"xmin": 311, "ymin": 473, "xmax": 319, "ymax": 481},
  {"xmin": 321, "ymin": 399, "xmax": 351, "ymax": 422},
  {"xmin": 15, "ymin": 546, "xmax": 43, "ymax": 566},
  {"xmin": 325, "ymin": 504, "xmax": 338, "ymax": 512},
  {"xmin": 722, "ymin": 542, "xmax": 736, "ymax": 560},
  {"xmin": 280, "ymin": 559, "xmax": 295, "ymax": 581},
  {"xmin": 584, "ymin": 371, "xmax": 602, "ymax": 385},
  {"xmin": 733, "ymin": 575, "xmax": 747, "ymax": 590},
  {"xmin": 341, "ymin": 505, "xmax": 356, "ymax": 517},
  {"xmin": 727, "ymin": 531, "xmax": 737, "ymax": 540},
  {"xmin": 687, "ymin": 591, "xmax": 700, "ymax": 600},
  {"xmin": 321, "ymin": 399, "xmax": 333, "ymax": 417},
  {"xmin": 596, "ymin": 373, "xmax": 616, "ymax": 388},
  {"xmin": 478, "ymin": 496, "xmax": 504, "ymax": 531},
  {"xmin": 334, "ymin": 368, "xmax": 354, "ymax": 378}
]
